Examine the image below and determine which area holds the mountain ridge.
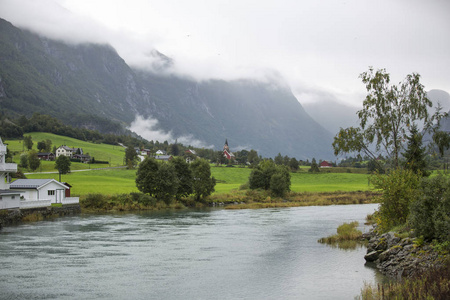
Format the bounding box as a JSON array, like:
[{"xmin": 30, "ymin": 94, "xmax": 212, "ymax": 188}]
[{"xmin": 0, "ymin": 18, "xmax": 333, "ymax": 159}]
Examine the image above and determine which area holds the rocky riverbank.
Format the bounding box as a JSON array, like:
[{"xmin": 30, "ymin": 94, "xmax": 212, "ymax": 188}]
[
  {"xmin": 363, "ymin": 230, "xmax": 446, "ymax": 279},
  {"xmin": 0, "ymin": 205, "xmax": 81, "ymax": 229}
]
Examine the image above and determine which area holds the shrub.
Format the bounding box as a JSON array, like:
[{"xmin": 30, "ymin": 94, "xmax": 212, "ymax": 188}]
[
  {"xmin": 371, "ymin": 168, "xmax": 420, "ymax": 232},
  {"xmin": 409, "ymin": 175, "xmax": 450, "ymax": 242}
]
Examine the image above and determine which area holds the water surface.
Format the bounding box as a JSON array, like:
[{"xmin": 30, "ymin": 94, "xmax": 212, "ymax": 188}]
[{"xmin": 0, "ymin": 204, "xmax": 382, "ymax": 299}]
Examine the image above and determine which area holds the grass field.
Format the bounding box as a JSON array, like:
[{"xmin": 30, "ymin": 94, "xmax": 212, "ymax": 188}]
[
  {"xmin": 25, "ymin": 165, "xmax": 372, "ymax": 196},
  {"xmin": 6, "ymin": 133, "xmax": 373, "ymax": 196},
  {"xmin": 5, "ymin": 132, "xmax": 125, "ymax": 167}
]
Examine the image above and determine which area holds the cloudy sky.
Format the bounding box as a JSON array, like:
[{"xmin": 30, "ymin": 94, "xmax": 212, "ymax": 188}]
[{"xmin": 1, "ymin": 0, "xmax": 449, "ymax": 108}]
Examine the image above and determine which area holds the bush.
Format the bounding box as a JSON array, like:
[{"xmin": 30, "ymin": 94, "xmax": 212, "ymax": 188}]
[
  {"xmin": 371, "ymin": 168, "xmax": 420, "ymax": 232},
  {"xmin": 81, "ymin": 193, "xmax": 108, "ymax": 210},
  {"xmin": 409, "ymin": 175, "xmax": 450, "ymax": 242}
]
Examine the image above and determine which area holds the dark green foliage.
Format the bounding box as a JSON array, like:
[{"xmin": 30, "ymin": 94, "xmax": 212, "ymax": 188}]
[
  {"xmin": 270, "ymin": 166, "xmax": 291, "ymax": 197},
  {"xmin": 23, "ymin": 135, "xmax": 33, "ymax": 150},
  {"xmin": 402, "ymin": 124, "xmax": 430, "ymax": 176},
  {"xmin": 190, "ymin": 159, "xmax": 216, "ymax": 201},
  {"xmin": 0, "ymin": 118, "xmax": 23, "ymax": 138},
  {"xmin": 247, "ymin": 150, "xmax": 259, "ymax": 167},
  {"xmin": 309, "ymin": 158, "xmax": 320, "ymax": 173},
  {"xmin": 169, "ymin": 143, "xmax": 180, "ymax": 156},
  {"xmin": 274, "ymin": 153, "xmax": 283, "ymax": 165},
  {"xmin": 55, "ymin": 155, "xmax": 71, "ymax": 181},
  {"xmin": 169, "ymin": 157, "xmax": 193, "ymax": 200},
  {"xmin": 152, "ymin": 162, "xmax": 179, "ymax": 205},
  {"xmin": 136, "ymin": 157, "xmax": 159, "ymax": 196},
  {"xmin": 27, "ymin": 149, "xmax": 40, "ymax": 171},
  {"xmin": 135, "ymin": 157, "xmax": 180, "ymax": 204},
  {"xmin": 37, "ymin": 140, "xmax": 46, "ymax": 152},
  {"xmin": 371, "ymin": 168, "xmax": 421, "ymax": 232},
  {"xmin": 125, "ymin": 145, "xmax": 139, "ymax": 169},
  {"xmin": 249, "ymin": 160, "xmax": 291, "ymax": 197},
  {"xmin": 409, "ymin": 175, "xmax": 450, "ymax": 242},
  {"xmin": 19, "ymin": 153, "xmax": 28, "ymax": 169},
  {"xmin": 367, "ymin": 159, "xmax": 384, "ymax": 174},
  {"xmin": 289, "ymin": 157, "xmax": 299, "ymax": 171}
]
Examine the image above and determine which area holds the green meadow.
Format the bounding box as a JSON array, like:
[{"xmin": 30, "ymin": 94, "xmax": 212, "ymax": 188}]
[
  {"xmin": 5, "ymin": 132, "xmax": 125, "ymax": 167},
  {"xmin": 6, "ymin": 133, "xmax": 372, "ymax": 196},
  {"xmin": 25, "ymin": 166, "xmax": 372, "ymax": 196}
]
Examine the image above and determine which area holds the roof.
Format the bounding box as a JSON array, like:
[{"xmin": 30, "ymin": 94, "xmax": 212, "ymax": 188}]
[
  {"xmin": 155, "ymin": 155, "xmax": 173, "ymax": 161},
  {"xmin": 319, "ymin": 161, "xmax": 333, "ymax": 167},
  {"xmin": 0, "ymin": 189, "xmax": 21, "ymax": 195},
  {"xmin": 10, "ymin": 179, "xmax": 68, "ymax": 190},
  {"xmin": 37, "ymin": 152, "xmax": 54, "ymax": 156}
]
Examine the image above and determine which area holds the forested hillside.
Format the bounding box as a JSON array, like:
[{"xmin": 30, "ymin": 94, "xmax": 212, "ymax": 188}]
[{"xmin": 0, "ymin": 18, "xmax": 333, "ymax": 159}]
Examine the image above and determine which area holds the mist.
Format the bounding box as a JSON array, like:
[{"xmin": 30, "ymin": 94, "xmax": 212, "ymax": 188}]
[
  {"xmin": 128, "ymin": 115, "xmax": 214, "ymax": 149},
  {"xmin": 1, "ymin": 0, "xmax": 449, "ymax": 110}
]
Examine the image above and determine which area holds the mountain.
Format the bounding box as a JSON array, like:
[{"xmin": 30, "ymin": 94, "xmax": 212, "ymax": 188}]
[
  {"xmin": 302, "ymin": 98, "xmax": 360, "ymax": 135},
  {"xmin": 302, "ymin": 89, "xmax": 450, "ymax": 136},
  {"xmin": 0, "ymin": 18, "xmax": 333, "ymax": 159}
]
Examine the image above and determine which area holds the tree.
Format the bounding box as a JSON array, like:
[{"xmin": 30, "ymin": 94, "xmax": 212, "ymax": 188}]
[
  {"xmin": 125, "ymin": 145, "xmax": 139, "ymax": 169},
  {"xmin": 37, "ymin": 141, "xmax": 47, "ymax": 152},
  {"xmin": 270, "ymin": 165, "xmax": 291, "ymax": 197},
  {"xmin": 135, "ymin": 157, "xmax": 179, "ymax": 204},
  {"xmin": 309, "ymin": 158, "xmax": 320, "ymax": 173},
  {"xmin": 152, "ymin": 162, "xmax": 179, "ymax": 205},
  {"xmin": 289, "ymin": 157, "xmax": 299, "ymax": 171},
  {"xmin": 371, "ymin": 168, "xmax": 420, "ymax": 232},
  {"xmin": 333, "ymin": 67, "xmax": 444, "ymax": 169},
  {"xmin": 190, "ymin": 159, "xmax": 216, "ymax": 201},
  {"xmin": 169, "ymin": 156, "xmax": 193, "ymax": 200},
  {"xmin": 23, "ymin": 135, "xmax": 33, "ymax": 150},
  {"xmin": 28, "ymin": 150, "xmax": 40, "ymax": 171},
  {"xmin": 433, "ymin": 130, "xmax": 450, "ymax": 158},
  {"xmin": 249, "ymin": 160, "xmax": 291, "ymax": 196},
  {"xmin": 55, "ymin": 155, "xmax": 71, "ymax": 182},
  {"xmin": 45, "ymin": 139, "xmax": 52, "ymax": 152},
  {"xmin": 402, "ymin": 124, "xmax": 429, "ymax": 176},
  {"xmin": 169, "ymin": 143, "xmax": 180, "ymax": 156},
  {"xmin": 136, "ymin": 157, "xmax": 159, "ymax": 196},
  {"xmin": 274, "ymin": 153, "xmax": 283, "ymax": 165},
  {"xmin": 235, "ymin": 149, "xmax": 249, "ymax": 165},
  {"xmin": 247, "ymin": 149, "xmax": 259, "ymax": 167},
  {"xmin": 19, "ymin": 153, "xmax": 28, "ymax": 169}
]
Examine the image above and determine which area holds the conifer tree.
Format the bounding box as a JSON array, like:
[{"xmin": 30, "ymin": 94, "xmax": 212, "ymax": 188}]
[{"xmin": 402, "ymin": 124, "xmax": 429, "ymax": 176}]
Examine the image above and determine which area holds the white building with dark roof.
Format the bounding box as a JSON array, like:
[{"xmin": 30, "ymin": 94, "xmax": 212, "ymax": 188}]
[{"xmin": 10, "ymin": 179, "xmax": 79, "ymax": 207}]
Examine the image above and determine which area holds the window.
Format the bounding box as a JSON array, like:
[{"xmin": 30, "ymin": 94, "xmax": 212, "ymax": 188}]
[{"xmin": 48, "ymin": 190, "xmax": 55, "ymax": 196}]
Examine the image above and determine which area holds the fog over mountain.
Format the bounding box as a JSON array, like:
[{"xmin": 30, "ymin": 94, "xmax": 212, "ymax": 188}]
[{"xmin": 0, "ymin": 18, "xmax": 334, "ymax": 159}]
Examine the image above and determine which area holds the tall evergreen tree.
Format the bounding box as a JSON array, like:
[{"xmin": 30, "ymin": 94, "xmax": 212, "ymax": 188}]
[{"xmin": 402, "ymin": 124, "xmax": 430, "ymax": 176}]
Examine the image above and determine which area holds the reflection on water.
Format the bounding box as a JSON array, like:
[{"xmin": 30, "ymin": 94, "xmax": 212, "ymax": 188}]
[{"xmin": 0, "ymin": 204, "xmax": 382, "ymax": 300}]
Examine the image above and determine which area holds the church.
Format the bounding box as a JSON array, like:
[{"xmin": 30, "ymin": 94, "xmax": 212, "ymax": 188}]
[{"xmin": 223, "ymin": 139, "xmax": 235, "ymax": 160}]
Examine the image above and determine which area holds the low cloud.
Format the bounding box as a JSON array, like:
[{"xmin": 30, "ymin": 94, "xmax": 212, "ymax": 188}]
[{"xmin": 128, "ymin": 115, "xmax": 214, "ymax": 149}]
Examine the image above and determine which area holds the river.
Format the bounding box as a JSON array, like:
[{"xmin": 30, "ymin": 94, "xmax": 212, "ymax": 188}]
[{"xmin": 0, "ymin": 204, "xmax": 383, "ymax": 299}]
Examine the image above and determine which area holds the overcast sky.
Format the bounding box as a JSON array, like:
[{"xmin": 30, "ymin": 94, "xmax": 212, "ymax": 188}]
[{"xmin": 1, "ymin": 0, "xmax": 449, "ymax": 108}]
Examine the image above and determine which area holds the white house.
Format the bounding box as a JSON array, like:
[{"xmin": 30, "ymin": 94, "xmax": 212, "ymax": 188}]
[
  {"xmin": 1, "ymin": 138, "xmax": 79, "ymax": 210},
  {"xmin": 10, "ymin": 179, "xmax": 79, "ymax": 208},
  {"xmin": 56, "ymin": 146, "xmax": 83, "ymax": 158}
]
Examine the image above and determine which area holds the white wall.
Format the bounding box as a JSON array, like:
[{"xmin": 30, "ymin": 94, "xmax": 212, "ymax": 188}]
[{"xmin": 0, "ymin": 194, "xmax": 20, "ymax": 209}]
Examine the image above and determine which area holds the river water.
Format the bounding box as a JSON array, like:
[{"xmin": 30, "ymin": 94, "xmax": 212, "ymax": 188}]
[{"xmin": 0, "ymin": 204, "xmax": 383, "ymax": 300}]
